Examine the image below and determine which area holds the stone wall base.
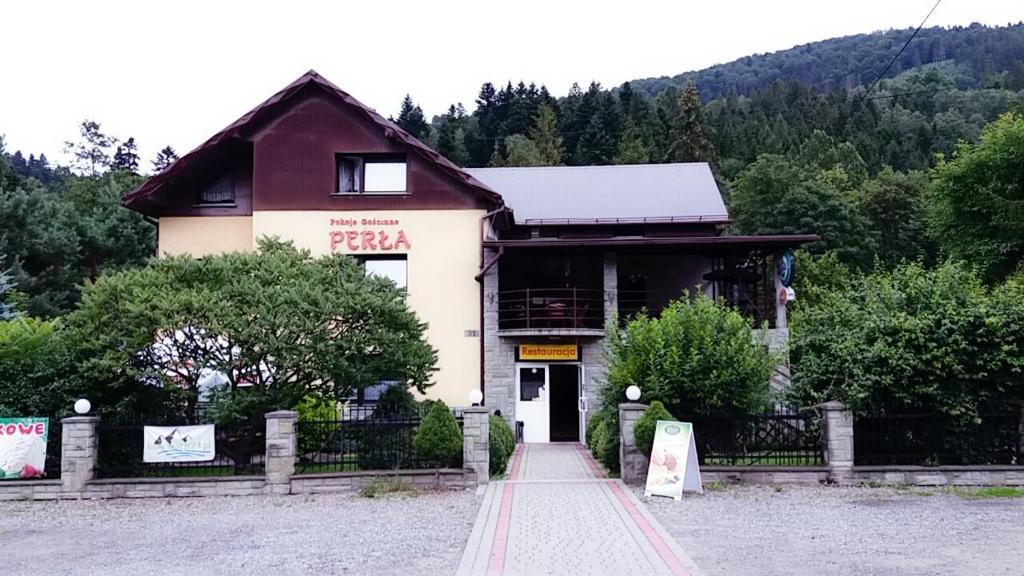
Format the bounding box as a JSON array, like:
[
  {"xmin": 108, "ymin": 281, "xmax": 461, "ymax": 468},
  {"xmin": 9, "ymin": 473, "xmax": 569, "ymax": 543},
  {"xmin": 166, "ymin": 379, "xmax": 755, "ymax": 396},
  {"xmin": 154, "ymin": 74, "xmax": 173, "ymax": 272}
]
[
  {"xmin": 0, "ymin": 469, "xmax": 476, "ymax": 501},
  {"xmin": 626, "ymin": 465, "xmax": 1024, "ymax": 487}
]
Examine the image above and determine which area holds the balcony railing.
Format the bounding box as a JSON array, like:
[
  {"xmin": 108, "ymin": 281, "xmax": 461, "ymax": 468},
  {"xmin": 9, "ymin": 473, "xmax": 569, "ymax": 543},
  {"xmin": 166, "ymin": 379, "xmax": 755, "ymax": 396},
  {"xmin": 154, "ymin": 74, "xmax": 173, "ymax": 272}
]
[{"xmin": 497, "ymin": 288, "xmax": 604, "ymax": 330}]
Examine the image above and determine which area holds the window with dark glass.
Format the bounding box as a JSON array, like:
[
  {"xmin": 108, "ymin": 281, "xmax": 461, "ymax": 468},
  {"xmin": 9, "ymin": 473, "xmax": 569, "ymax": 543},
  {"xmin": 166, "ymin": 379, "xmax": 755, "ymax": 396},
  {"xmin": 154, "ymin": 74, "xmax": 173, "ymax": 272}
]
[
  {"xmin": 356, "ymin": 254, "xmax": 408, "ymax": 290},
  {"xmin": 519, "ymin": 367, "xmax": 545, "ymax": 401},
  {"xmin": 197, "ymin": 174, "xmax": 235, "ymax": 205}
]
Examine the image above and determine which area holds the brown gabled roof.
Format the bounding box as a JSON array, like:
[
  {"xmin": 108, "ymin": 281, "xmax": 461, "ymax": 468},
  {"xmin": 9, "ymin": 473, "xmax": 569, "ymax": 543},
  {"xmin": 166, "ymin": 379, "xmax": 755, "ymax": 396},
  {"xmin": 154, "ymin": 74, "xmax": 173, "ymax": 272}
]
[{"xmin": 122, "ymin": 70, "xmax": 503, "ymax": 210}]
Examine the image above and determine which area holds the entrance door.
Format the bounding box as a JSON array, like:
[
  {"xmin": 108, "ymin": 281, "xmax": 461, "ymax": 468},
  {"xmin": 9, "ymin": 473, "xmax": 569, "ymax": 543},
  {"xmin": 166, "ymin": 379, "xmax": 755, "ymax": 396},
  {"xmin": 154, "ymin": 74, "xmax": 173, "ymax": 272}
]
[
  {"xmin": 548, "ymin": 364, "xmax": 580, "ymax": 442},
  {"xmin": 516, "ymin": 364, "xmax": 549, "ymax": 443}
]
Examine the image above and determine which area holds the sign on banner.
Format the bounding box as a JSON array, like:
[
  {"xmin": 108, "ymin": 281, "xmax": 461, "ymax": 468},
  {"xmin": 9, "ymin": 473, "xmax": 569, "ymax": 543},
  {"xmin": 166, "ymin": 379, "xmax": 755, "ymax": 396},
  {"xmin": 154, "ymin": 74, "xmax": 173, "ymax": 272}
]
[
  {"xmin": 0, "ymin": 417, "xmax": 48, "ymax": 480},
  {"xmin": 644, "ymin": 420, "xmax": 703, "ymax": 500},
  {"xmin": 143, "ymin": 425, "xmax": 216, "ymax": 463}
]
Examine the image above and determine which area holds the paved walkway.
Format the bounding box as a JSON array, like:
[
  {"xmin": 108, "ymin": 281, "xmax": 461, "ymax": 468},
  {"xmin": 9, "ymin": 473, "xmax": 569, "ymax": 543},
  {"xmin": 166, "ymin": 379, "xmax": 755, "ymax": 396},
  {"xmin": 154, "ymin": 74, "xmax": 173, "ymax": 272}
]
[{"xmin": 457, "ymin": 443, "xmax": 704, "ymax": 576}]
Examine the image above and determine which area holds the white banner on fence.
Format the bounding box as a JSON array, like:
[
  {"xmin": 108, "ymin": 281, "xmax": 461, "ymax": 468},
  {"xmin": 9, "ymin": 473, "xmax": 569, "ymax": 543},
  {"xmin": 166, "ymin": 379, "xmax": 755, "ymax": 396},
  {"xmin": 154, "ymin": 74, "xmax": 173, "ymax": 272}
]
[
  {"xmin": 0, "ymin": 418, "xmax": 48, "ymax": 480},
  {"xmin": 644, "ymin": 420, "xmax": 702, "ymax": 501},
  {"xmin": 143, "ymin": 425, "xmax": 215, "ymax": 463}
]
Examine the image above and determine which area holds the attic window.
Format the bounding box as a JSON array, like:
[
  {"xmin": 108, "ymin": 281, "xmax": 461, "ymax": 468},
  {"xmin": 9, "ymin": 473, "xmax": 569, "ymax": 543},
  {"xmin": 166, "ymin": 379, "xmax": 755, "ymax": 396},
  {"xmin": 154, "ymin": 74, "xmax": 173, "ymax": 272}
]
[
  {"xmin": 336, "ymin": 155, "xmax": 407, "ymax": 194},
  {"xmin": 197, "ymin": 174, "xmax": 235, "ymax": 205}
]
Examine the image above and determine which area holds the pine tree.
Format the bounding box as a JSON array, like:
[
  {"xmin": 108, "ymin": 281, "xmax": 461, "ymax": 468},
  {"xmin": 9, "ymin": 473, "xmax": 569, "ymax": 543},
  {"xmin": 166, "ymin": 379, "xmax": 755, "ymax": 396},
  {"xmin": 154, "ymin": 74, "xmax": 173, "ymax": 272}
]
[
  {"xmin": 437, "ymin": 104, "xmax": 471, "ymax": 166},
  {"xmin": 151, "ymin": 146, "xmax": 179, "ymax": 173},
  {"xmin": 528, "ymin": 104, "xmax": 563, "ymax": 165},
  {"xmin": 63, "ymin": 119, "xmax": 117, "ymax": 176},
  {"xmin": 111, "ymin": 137, "xmax": 140, "ymax": 173},
  {"xmin": 614, "ymin": 119, "xmax": 650, "ymax": 164},
  {"xmin": 0, "ymin": 252, "xmax": 19, "ymax": 319},
  {"xmin": 394, "ymin": 94, "xmax": 431, "ymax": 142},
  {"xmin": 665, "ymin": 83, "xmax": 716, "ymax": 163}
]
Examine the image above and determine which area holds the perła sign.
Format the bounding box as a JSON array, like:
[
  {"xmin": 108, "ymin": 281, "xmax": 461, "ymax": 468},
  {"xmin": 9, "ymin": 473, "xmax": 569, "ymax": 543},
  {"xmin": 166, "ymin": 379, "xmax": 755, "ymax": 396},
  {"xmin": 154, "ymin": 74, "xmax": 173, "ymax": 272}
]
[
  {"xmin": 644, "ymin": 420, "xmax": 702, "ymax": 500},
  {"xmin": 328, "ymin": 216, "xmax": 412, "ymax": 252},
  {"xmin": 0, "ymin": 417, "xmax": 48, "ymax": 480}
]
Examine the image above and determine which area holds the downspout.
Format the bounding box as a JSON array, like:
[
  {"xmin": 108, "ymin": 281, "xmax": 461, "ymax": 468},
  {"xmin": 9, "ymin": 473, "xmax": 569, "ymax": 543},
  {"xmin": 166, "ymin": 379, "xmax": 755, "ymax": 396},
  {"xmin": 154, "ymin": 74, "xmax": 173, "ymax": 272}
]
[
  {"xmin": 476, "ymin": 206, "xmax": 508, "ymax": 406},
  {"xmin": 143, "ymin": 215, "xmax": 159, "ymax": 258}
]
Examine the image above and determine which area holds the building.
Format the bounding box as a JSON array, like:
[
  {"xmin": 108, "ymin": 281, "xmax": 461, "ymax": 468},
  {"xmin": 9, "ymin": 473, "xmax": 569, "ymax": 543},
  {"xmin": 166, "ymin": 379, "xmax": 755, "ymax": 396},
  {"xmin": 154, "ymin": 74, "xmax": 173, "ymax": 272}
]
[{"xmin": 123, "ymin": 71, "xmax": 814, "ymax": 443}]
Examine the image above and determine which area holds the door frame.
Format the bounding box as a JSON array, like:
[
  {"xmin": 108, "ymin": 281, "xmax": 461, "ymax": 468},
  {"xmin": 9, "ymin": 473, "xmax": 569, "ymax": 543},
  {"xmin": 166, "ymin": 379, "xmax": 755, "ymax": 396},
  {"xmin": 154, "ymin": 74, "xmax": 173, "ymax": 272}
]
[{"xmin": 515, "ymin": 361, "xmax": 585, "ymax": 444}]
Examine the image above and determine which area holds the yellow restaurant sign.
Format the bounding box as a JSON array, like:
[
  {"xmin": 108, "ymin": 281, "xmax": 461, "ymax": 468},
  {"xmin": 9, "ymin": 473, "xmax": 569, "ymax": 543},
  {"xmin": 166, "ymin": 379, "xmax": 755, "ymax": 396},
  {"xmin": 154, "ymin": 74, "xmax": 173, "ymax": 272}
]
[{"xmin": 517, "ymin": 344, "xmax": 578, "ymax": 362}]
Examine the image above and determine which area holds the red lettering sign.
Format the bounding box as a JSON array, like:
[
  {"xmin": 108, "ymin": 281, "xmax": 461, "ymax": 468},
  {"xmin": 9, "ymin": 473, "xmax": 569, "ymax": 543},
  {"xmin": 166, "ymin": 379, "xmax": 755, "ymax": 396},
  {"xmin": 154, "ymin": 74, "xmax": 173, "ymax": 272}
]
[{"xmin": 328, "ymin": 229, "xmax": 411, "ymax": 252}]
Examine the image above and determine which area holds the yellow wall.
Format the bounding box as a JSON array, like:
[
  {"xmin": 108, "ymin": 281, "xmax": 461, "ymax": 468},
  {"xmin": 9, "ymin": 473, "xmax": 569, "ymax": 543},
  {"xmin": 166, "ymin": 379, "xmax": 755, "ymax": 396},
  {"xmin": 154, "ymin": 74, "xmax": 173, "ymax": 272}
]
[
  {"xmin": 158, "ymin": 217, "xmax": 254, "ymax": 257},
  {"xmin": 246, "ymin": 210, "xmax": 483, "ymax": 406}
]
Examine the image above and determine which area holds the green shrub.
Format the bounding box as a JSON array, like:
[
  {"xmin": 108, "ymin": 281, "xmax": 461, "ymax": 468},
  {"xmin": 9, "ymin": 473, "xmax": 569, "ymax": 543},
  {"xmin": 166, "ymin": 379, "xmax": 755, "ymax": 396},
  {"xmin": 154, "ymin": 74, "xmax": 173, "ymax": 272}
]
[
  {"xmin": 601, "ymin": 294, "xmax": 774, "ymax": 421},
  {"xmin": 294, "ymin": 395, "xmax": 338, "ymax": 455},
  {"xmin": 789, "ymin": 261, "xmax": 1024, "ymax": 417},
  {"xmin": 489, "ymin": 414, "xmax": 515, "ymax": 477},
  {"xmin": 633, "ymin": 401, "xmax": 676, "ymax": 457},
  {"xmin": 585, "ymin": 412, "xmax": 606, "ymax": 454},
  {"xmin": 376, "ymin": 385, "xmax": 418, "ymax": 417},
  {"xmin": 0, "ymin": 317, "xmax": 75, "ymax": 418},
  {"xmin": 413, "ymin": 400, "xmax": 463, "ymax": 465},
  {"xmin": 585, "ymin": 412, "xmax": 618, "ymax": 472}
]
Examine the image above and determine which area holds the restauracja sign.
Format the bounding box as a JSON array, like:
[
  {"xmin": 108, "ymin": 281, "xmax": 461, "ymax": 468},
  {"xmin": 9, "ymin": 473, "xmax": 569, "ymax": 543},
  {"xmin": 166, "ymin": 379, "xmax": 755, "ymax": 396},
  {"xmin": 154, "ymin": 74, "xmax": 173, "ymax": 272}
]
[{"xmin": 328, "ymin": 216, "xmax": 412, "ymax": 252}]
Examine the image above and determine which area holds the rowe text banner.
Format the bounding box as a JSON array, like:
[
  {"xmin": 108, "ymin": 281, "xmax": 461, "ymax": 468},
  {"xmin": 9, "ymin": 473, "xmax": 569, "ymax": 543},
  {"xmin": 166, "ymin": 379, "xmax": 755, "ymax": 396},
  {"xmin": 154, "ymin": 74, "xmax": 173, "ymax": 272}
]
[{"xmin": 0, "ymin": 417, "xmax": 48, "ymax": 479}]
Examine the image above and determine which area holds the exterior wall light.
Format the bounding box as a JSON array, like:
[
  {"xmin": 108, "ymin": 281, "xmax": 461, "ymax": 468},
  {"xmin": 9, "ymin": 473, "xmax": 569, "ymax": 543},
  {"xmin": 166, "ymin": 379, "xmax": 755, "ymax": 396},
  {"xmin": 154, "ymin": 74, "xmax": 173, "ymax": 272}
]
[
  {"xmin": 468, "ymin": 389, "xmax": 484, "ymax": 406},
  {"xmin": 625, "ymin": 385, "xmax": 641, "ymax": 402},
  {"xmin": 74, "ymin": 398, "xmax": 92, "ymax": 415}
]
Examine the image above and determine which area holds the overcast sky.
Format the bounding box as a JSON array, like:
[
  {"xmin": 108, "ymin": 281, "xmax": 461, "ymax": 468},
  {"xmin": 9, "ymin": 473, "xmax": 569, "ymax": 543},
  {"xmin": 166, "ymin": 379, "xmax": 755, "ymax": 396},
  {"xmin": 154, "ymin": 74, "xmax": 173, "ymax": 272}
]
[{"xmin": 0, "ymin": 0, "xmax": 1019, "ymax": 168}]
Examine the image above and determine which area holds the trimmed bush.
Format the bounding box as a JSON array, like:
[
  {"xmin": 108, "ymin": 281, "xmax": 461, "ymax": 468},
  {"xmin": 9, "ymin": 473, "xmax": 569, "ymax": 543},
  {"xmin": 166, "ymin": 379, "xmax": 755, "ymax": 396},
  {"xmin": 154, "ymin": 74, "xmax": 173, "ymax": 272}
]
[
  {"xmin": 376, "ymin": 385, "xmax": 418, "ymax": 417},
  {"xmin": 413, "ymin": 400, "xmax": 463, "ymax": 464},
  {"xmin": 489, "ymin": 414, "xmax": 515, "ymax": 477},
  {"xmin": 633, "ymin": 401, "xmax": 676, "ymax": 457}
]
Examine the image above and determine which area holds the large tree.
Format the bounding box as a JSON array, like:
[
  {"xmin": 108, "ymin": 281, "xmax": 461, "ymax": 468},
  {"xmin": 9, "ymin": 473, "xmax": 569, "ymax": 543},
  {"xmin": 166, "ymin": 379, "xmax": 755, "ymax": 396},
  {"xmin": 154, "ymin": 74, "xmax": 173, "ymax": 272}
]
[
  {"xmin": 528, "ymin": 104, "xmax": 563, "ymax": 165},
  {"xmin": 67, "ymin": 238, "xmax": 438, "ymax": 418},
  {"xmin": 394, "ymin": 94, "xmax": 431, "ymax": 142},
  {"xmin": 664, "ymin": 82, "xmax": 716, "ymax": 163},
  {"xmin": 929, "ymin": 113, "xmax": 1024, "ymax": 281}
]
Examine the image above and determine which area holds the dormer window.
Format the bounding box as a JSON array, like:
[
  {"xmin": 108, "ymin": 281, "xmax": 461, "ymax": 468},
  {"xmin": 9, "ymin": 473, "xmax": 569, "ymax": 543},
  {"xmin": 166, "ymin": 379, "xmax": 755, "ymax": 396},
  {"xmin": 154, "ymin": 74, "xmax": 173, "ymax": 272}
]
[
  {"xmin": 336, "ymin": 155, "xmax": 407, "ymax": 194},
  {"xmin": 197, "ymin": 173, "xmax": 235, "ymax": 205}
]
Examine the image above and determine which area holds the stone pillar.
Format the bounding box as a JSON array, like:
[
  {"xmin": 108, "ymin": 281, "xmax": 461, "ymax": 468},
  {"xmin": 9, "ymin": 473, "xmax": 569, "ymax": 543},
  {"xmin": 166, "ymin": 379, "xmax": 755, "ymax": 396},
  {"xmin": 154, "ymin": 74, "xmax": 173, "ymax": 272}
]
[
  {"xmin": 462, "ymin": 407, "xmax": 491, "ymax": 484},
  {"xmin": 265, "ymin": 411, "xmax": 297, "ymax": 495},
  {"xmin": 819, "ymin": 401, "xmax": 854, "ymax": 484},
  {"xmin": 619, "ymin": 403, "xmax": 648, "ymax": 484},
  {"xmin": 603, "ymin": 252, "xmax": 618, "ymax": 325},
  {"xmin": 61, "ymin": 416, "xmax": 99, "ymax": 494}
]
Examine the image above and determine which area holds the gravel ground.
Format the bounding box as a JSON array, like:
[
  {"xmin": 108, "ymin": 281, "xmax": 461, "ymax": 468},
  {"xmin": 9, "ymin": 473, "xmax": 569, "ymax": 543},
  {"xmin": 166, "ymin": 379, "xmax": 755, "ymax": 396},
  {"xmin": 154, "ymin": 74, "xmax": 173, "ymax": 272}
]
[
  {"xmin": 0, "ymin": 489, "xmax": 480, "ymax": 576},
  {"xmin": 642, "ymin": 484, "xmax": 1024, "ymax": 576}
]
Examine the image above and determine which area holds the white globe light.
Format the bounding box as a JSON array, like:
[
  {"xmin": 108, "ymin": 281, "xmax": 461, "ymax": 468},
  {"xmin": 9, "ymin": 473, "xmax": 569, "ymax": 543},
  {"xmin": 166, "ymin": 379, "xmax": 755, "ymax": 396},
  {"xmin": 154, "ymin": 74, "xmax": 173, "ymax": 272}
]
[
  {"xmin": 625, "ymin": 385, "xmax": 642, "ymax": 402},
  {"xmin": 468, "ymin": 389, "xmax": 484, "ymax": 405},
  {"xmin": 73, "ymin": 398, "xmax": 92, "ymax": 415}
]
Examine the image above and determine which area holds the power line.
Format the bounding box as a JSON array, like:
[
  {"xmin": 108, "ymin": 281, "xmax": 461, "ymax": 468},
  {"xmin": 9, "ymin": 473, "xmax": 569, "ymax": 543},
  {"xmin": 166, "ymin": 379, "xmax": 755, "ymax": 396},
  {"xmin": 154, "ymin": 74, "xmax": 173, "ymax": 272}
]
[{"xmin": 859, "ymin": 0, "xmax": 943, "ymax": 102}]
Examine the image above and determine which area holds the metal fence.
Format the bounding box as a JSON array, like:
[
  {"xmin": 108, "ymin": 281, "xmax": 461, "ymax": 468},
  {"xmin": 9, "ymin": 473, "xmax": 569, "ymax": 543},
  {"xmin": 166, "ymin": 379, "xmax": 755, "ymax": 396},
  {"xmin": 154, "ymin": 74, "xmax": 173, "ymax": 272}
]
[
  {"xmin": 683, "ymin": 409, "xmax": 824, "ymax": 466},
  {"xmin": 44, "ymin": 423, "xmax": 61, "ymax": 478},
  {"xmin": 96, "ymin": 413, "xmax": 265, "ymax": 478},
  {"xmin": 854, "ymin": 413, "xmax": 1023, "ymax": 466},
  {"xmin": 296, "ymin": 407, "xmax": 464, "ymax": 474}
]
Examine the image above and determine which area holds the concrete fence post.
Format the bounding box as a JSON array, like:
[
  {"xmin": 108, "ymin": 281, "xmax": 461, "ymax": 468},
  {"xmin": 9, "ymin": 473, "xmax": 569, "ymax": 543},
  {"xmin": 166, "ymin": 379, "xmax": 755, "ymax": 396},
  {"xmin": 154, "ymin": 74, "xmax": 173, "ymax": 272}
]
[
  {"xmin": 264, "ymin": 410, "xmax": 298, "ymax": 495},
  {"xmin": 61, "ymin": 415, "xmax": 99, "ymax": 494},
  {"xmin": 462, "ymin": 407, "xmax": 491, "ymax": 485},
  {"xmin": 619, "ymin": 403, "xmax": 648, "ymax": 484},
  {"xmin": 818, "ymin": 401, "xmax": 855, "ymax": 484}
]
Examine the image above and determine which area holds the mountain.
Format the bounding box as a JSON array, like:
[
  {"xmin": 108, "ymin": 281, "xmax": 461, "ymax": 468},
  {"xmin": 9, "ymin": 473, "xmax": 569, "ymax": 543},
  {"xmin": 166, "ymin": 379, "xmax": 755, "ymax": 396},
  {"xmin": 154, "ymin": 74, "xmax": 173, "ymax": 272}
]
[{"xmin": 628, "ymin": 23, "xmax": 1024, "ymax": 100}]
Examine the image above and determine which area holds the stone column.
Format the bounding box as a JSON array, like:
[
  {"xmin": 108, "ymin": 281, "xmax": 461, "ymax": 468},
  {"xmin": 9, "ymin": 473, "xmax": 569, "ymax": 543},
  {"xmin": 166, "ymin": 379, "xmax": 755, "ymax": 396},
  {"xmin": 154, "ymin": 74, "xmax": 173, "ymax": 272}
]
[
  {"xmin": 462, "ymin": 407, "xmax": 491, "ymax": 484},
  {"xmin": 603, "ymin": 252, "xmax": 618, "ymax": 325},
  {"xmin": 265, "ymin": 411, "xmax": 297, "ymax": 495},
  {"xmin": 619, "ymin": 403, "xmax": 648, "ymax": 484},
  {"xmin": 819, "ymin": 401, "xmax": 855, "ymax": 484},
  {"xmin": 61, "ymin": 416, "xmax": 99, "ymax": 495}
]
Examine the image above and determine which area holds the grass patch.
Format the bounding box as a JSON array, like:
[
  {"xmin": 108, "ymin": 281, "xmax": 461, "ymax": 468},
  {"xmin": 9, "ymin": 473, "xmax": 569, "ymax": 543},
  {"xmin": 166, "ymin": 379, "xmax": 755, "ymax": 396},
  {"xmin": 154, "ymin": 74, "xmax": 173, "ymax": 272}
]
[
  {"xmin": 703, "ymin": 480, "xmax": 727, "ymax": 492},
  {"xmin": 946, "ymin": 486, "xmax": 1024, "ymax": 499},
  {"xmin": 358, "ymin": 477, "xmax": 413, "ymax": 498}
]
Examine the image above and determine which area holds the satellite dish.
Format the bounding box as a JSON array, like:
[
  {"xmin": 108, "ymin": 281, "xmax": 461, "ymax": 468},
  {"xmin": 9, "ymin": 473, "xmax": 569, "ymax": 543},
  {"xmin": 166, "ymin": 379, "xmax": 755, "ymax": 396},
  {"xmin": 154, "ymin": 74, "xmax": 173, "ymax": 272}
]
[{"xmin": 776, "ymin": 249, "xmax": 795, "ymax": 287}]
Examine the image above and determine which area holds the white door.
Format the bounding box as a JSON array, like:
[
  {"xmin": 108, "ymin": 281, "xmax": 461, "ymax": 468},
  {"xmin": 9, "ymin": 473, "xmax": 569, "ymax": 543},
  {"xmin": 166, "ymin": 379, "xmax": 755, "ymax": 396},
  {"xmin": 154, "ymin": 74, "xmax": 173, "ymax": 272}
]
[
  {"xmin": 516, "ymin": 364, "xmax": 549, "ymax": 443},
  {"xmin": 577, "ymin": 364, "xmax": 588, "ymax": 444}
]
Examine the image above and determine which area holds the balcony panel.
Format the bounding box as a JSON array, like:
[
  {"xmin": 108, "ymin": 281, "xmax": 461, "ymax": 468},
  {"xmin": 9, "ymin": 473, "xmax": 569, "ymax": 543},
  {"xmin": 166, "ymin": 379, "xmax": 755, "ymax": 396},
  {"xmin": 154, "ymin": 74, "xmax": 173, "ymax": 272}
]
[{"xmin": 497, "ymin": 287, "xmax": 604, "ymax": 331}]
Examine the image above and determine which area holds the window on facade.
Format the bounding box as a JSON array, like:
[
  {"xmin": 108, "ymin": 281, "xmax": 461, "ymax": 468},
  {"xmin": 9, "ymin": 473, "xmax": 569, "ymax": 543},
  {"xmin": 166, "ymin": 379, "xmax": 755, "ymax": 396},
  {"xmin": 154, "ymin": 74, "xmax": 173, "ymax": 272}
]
[
  {"xmin": 359, "ymin": 255, "xmax": 408, "ymax": 289},
  {"xmin": 197, "ymin": 174, "xmax": 235, "ymax": 205},
  {"xmin": 336, "ymin": 156, "xmax": 406, "ymax": 194},
  {"xmin": 519, "ymin": 367, "xmax": 545, "ymax": 401}
]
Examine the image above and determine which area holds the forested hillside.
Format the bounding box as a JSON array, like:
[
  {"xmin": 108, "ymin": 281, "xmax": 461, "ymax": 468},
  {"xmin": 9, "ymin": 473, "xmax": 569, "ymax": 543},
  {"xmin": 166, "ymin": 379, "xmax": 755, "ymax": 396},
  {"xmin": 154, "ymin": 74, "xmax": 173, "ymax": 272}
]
[{"xmin": 629, "ymin": 23, "xmax": 1024, "ymax": 99}]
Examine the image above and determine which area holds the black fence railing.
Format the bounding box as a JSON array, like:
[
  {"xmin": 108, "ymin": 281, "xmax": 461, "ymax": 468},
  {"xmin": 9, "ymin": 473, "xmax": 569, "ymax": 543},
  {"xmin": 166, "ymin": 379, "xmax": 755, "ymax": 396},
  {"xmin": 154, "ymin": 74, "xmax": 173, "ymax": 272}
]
[
  {"xmin": 296, "ymin": 408, "xmax": 464, "ymax": 474},
  {"xmin": 97, "ymin": 413, "xmax": 265, "ymax": 478},
  {"xmin": 44, "ymin": 422, "xmax": 62, "ymax": 478},
  {"xmin": 497, "ymin": 288, "xmax": 604, "ymax": 330},
  {"xmin": 854, "ymin": 413, "xmax": 1024, "ymax": 466},
  {"xmin": 683, "ymin": 409, "xmax": 824, "ymax": 466}
]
